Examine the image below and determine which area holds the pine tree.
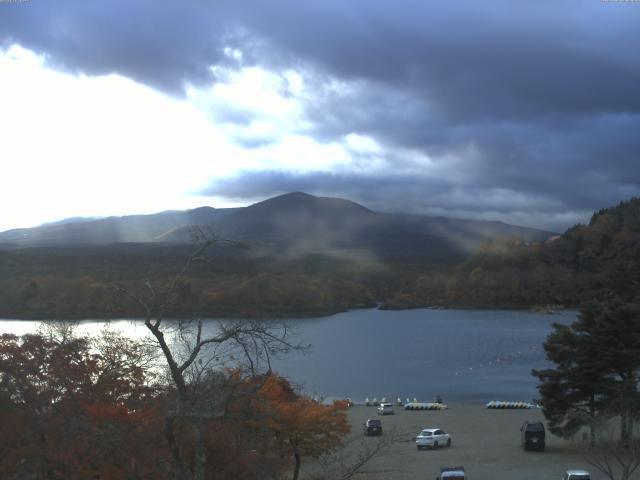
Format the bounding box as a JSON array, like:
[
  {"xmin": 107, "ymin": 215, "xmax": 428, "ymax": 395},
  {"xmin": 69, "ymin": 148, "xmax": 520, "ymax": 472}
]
[{"xmin": 533, "ymin": 301, "xmax": 640, "ymax": 446}]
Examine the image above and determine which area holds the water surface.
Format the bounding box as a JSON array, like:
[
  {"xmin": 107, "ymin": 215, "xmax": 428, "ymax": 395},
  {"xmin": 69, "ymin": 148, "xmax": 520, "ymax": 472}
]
[{"xmin": 0, "ymin": 308, "xmax": 576, "ymax": 403}]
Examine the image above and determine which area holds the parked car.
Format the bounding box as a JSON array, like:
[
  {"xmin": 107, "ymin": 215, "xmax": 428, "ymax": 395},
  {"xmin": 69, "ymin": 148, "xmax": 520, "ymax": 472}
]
[
  {"xmin": 436, "ymin": 466, "xmax": 465, "ymax": 480},
  {"xmin": 563, "ymin": 470, "xmax": 590, "ymax": 480},
  {"xmin": 520, "ymin": 420, "xmax": 545, "ymax": 451},
  {"xmin": 416, "ymin": 428, "xmax": 451, "ymax": 449},
  {"xmin": 377, "ymin": 402, "xmax": 394, "ymax": 415},
  {"xmin": 364, "ymin": 418, "xmax": 383, "ymax": 436}
]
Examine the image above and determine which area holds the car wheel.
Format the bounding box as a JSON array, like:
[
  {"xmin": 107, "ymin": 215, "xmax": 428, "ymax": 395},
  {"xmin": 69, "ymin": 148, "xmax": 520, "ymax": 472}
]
[
  {"xmin": 446, "ymin": 438, "xmax": 451, "ymax": 447},
  {"xmin": 433, "ymin": 441, "xmax": 438, "ymax": 449},
  {"xmin": 417, "ymin": 445, "xmax": 421, "ymax": 450}
]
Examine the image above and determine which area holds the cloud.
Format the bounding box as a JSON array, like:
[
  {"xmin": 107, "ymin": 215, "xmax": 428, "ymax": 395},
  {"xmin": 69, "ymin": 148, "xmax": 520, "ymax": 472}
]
[
  {"xmin": 5, "ymin": 1, "xmax": 639, "ymax": 113},
  {"xmin": 2, "ymin": 0, "xmax": 639, "ymax": 231},
  {"xmin": 0, "ymin": 0, "xmax": 240, "ymax": 94},
  {"xmin": 0, "ymin": 45, "xmax": 244, "ymax": 231}
]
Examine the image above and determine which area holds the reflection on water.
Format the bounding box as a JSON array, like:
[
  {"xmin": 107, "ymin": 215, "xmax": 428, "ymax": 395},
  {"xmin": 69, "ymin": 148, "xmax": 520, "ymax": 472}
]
[{"xmin": 0, "ymin": 308, "xmax": 576, "ymax": 403}]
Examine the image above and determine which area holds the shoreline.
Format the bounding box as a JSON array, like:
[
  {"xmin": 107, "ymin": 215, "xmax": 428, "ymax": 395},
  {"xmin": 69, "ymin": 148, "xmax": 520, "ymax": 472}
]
[{"xmin": 0, "ymin": 304, "xmax": 578, "ymax": 322}]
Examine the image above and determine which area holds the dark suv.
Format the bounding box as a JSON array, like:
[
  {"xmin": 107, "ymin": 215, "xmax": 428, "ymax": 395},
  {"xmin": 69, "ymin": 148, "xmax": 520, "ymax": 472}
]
[
  {"xmin": 520, "ymin": 420, "xmax": 545, "ymax": 451},
  {"xmin": 364, "ymin": 419, "xmax": 383, "ymax": 436}
]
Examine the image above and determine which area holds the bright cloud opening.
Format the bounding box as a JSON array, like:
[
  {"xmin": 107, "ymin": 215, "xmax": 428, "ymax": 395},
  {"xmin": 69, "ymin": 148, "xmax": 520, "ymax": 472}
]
[{"xmin": 0, "ymin": 45, "xmax": 369, "ymax": 231}]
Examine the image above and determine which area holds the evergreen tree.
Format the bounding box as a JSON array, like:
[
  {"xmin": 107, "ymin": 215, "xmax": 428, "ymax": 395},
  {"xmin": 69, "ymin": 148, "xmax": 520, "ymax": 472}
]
[
  {"xmin": 533, "ymin": 319, "xmax": 608, "ymax": 446},
  {"xmin": 580, "ymin": 301, "xmax": 640, "ymax": 445},
  {"xmin": 533, "ymin": 301, "xmax": 640, "ymax": 446}
]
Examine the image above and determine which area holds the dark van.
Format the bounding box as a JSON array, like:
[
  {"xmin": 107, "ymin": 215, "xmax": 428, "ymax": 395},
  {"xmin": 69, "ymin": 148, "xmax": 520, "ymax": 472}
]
[
  {"xmin": 364, "ymin": 418, "xmax": 383, "ymax": 436},
  {"xmin": 520, "ymin": 420, "xmax": 545, "ymax": 451}
]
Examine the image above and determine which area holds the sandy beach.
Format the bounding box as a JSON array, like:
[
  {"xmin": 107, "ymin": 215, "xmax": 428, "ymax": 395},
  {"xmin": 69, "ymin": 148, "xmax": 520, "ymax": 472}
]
[{"xmin": 302, "ymin": 404, "xmax": 605, "ymax": 480}]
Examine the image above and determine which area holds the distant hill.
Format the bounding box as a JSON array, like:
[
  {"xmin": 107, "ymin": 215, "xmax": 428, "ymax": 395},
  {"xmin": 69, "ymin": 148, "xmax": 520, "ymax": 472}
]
[{"xmin": 0, "ymin": 192, "xmax": 553, "ymax": 262}]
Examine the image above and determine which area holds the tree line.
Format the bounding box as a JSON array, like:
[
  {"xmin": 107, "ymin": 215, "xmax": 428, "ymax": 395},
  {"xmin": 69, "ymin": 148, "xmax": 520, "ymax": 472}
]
[{"xmin": 531, "ymin": 200, "xmax": 640, "ymax": 480}]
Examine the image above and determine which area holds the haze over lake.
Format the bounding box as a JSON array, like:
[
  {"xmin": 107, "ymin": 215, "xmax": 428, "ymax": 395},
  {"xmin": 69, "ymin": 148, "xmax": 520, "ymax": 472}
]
[{"xmin": 0, "ymin": 308, "xmax": 576, "ymax": 403}]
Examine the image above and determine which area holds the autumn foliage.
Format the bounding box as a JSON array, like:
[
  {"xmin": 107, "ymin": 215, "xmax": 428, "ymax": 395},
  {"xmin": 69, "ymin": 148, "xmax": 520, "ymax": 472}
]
[
  {"xmin": 250, "ymin": 375, "xmax": 350, "ymax": 480},
  {"xmin": 0, "ymin": 331, "xmax": 166, "ymax": 479},
  {"xmin": 0, "ymin": 332, "xmax": 350, "ymax": 480}
]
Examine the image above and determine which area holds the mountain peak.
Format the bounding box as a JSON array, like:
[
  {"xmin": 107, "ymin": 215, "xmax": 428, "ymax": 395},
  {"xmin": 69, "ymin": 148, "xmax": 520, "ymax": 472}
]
[
  {"xmin": 247, "ymin": 191, "xmax": 374, "ymax": 215},
  {"xmin": 277, "ymin": 191, "xmax": 314, "ymax": 200},
  {"xmin": 187, "ymin": 206, "xmax": 216, "ymax": 213}
]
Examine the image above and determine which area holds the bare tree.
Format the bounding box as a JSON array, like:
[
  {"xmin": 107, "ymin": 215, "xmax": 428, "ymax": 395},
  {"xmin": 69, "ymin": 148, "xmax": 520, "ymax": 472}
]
[
  {"xmin": 116, "ymin": 233, "xmax": 299, "ymax": 480},
  {"xmin": 587, "ymin": 437, "xmax": 640, "ymax": 480}
]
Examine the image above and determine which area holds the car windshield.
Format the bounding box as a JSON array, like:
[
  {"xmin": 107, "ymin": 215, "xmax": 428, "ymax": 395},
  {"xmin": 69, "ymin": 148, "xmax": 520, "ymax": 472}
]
[
  {"xmin": 526, "ymin": 423, "xmax": 544, "ymax": 432},
  {"xmin": 368, "ymin": 420, "xmax": 381, "ymax": 426},
  {"xmin": 421, "ymin": 431, "xmax": 432, "ymax": 436}
]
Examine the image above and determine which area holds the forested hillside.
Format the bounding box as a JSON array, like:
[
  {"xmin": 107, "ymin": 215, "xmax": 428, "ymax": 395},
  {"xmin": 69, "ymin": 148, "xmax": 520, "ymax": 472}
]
[
  {"xmin": 386, "ymin": 198, "xmax": 640, "ymax": 309},
  {"xmin": 1, "ymin": 198, "xmax": 638, "ymax": 319}
]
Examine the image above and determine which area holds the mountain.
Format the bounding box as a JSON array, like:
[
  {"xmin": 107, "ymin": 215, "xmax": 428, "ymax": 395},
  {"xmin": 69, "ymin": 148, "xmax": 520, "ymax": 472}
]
[
  {"xmin": 0, "ymin": 208, "xmax": 219, "ymax": 246},
  {"xmin": 0, "ymin": 192, "xmax": 553, "ymax": 261},
  {"xmin": 0, "ymin": 195, "xmax": 634, "ymax": 319}
]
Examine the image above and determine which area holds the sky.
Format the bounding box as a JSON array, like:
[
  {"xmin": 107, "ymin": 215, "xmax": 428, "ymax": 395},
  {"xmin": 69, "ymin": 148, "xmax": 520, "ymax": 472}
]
[{"xmin": 1, "ymin": 0, "xmax": 639, "ymax": 233}]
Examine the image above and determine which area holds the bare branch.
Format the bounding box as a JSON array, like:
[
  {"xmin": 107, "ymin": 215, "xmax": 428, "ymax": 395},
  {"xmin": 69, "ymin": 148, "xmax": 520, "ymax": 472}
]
[{"xmin": 587, "ymin": 438, "xmax": 640, "ymax": 480}]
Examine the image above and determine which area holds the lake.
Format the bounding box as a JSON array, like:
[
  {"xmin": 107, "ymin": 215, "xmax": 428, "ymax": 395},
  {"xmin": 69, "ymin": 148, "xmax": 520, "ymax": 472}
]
[{"xmin": 0, "ymin": 308, "xmax": 576, "ymax": 403}]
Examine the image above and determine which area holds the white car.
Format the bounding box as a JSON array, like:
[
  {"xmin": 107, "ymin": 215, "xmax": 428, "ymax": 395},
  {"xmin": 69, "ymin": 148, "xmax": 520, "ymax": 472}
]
[
  {"xmin": 377, "ymin": 403, "xmax": 395, "ymax": 415},
  {"xmin": 563, "ymin": 470, "xmax": 590, "ymax": 480},
  {"xmin": 416, "ymin": 428, "xmax": 451, "ymax": 449}
]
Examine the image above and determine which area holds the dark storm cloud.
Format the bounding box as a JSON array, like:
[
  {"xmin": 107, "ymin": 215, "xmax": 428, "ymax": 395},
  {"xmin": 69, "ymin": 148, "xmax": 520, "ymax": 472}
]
[
  {"xmin": 233, "ymin": 1, "xmax": 640, "ymax": 120},
  {"xmin": 3, "ymin": 0, "xmax": 639, "ymax": 227},
  {"xmin": 4, "ymin": 1, "xmax": 639, "ymax": 114},
  {"xmin": 0, "ymin": 0, "xmax": 242, "ymax": 94}
]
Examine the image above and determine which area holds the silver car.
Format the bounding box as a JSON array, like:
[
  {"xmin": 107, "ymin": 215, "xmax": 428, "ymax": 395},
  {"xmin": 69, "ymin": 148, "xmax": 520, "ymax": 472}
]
[{"xmin": 416, "ymin": 428, "xmax": 451, "ymax": 449}]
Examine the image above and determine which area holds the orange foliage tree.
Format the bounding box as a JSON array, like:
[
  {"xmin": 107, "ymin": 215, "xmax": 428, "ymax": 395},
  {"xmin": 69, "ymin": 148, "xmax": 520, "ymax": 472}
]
[
  {"xmin": 253, "ymin": 375, "xmax": 351, "ymax": 480},
  {"xmin": 0, "ymin": 331, "xmax": 166, "ymax": 480},
  {"xmin": 0, "ymin": 330, "xmax": 351, "ymax": 480}
]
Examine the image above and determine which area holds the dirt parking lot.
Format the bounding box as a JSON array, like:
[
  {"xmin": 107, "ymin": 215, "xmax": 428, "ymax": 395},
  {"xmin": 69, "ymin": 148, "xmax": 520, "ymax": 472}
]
[{"xmin": 305, "ymin": 405, "xmax": 604, "ymax": 480}]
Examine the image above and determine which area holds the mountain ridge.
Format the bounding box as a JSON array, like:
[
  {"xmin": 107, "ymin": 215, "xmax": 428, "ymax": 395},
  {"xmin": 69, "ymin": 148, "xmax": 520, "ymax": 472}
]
[
  {"xmin": 0, "ymin": 192, "xmax": 554, "ymax": 261},
  {"xmin": 0, "ymin": 196, "xmax": 637, "ymax": 319}
]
